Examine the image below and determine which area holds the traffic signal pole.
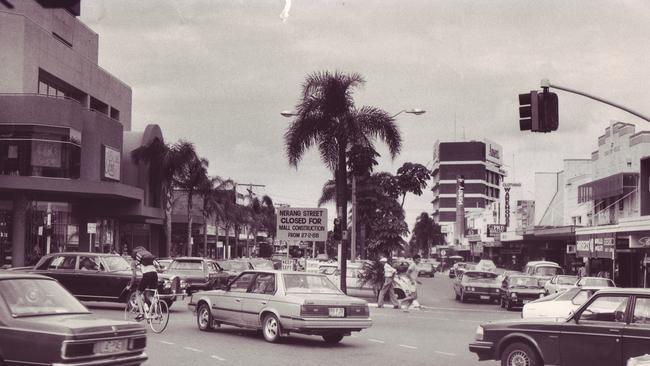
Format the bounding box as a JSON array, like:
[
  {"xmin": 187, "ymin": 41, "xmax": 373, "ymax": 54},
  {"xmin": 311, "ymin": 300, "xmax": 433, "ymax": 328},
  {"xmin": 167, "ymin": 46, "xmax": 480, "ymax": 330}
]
[{"xmin": 541, "ymin": 79, "xmax": 650, "ymax": 123}]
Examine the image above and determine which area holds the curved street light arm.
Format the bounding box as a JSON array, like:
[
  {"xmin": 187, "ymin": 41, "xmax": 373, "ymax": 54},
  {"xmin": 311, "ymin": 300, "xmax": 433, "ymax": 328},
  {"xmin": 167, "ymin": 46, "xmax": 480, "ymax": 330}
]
[{"xmin": 541, "ymin": 79, "xmax": 650, "ymax": 123}]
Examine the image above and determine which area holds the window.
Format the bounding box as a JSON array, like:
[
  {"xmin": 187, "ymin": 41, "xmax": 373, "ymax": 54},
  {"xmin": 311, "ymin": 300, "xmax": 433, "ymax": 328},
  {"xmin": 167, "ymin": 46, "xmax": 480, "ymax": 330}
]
[
  {"xmin": 251, "ymin": 273, "xmax": 275, "ymax": 294},
  {"xmin": 230, "ymin": 273, "xmax": 255, "ymax": 293},
  {"xmin": 78, "ymin": 256, "xmax": 102, "ymax": 271},
  {"xmin": 633, "ymin": 298, "xmax": 650, "ymax": 324},
  {"xmin": 580, "ymin": 296, "xmax": 629, "ymax": 322},
  {"xmin": 51, "ymin": 256, "xmax": 77, "ymax": 270},
  {"xmin": 571, "ymin": 290, "xmax": 593, "ymax": 305}
]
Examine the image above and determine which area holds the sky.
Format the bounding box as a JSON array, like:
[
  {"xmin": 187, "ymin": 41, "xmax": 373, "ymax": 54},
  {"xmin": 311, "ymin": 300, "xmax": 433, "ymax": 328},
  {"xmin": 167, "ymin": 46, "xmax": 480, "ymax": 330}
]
[{"xmin": 80, "ymin": 0, "xmax": 650, "ymax": 234}]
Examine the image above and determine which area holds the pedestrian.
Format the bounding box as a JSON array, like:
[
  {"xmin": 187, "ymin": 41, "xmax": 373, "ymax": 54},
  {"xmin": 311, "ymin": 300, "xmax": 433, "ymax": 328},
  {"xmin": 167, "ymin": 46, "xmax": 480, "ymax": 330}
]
[
  {"xmin": 403, "ymin": 255, "xmax": 423, "ymax": 311},
  {"xmin": 377, "ymin": 257, "xmax": 399, "ymax": 309}
]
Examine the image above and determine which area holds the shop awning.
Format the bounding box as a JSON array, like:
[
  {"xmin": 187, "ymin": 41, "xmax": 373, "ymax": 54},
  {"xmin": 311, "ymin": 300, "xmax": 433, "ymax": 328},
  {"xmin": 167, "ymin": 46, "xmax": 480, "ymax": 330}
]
[{"xmin": 578, "ymin": 172, "xmax": 638, "ymax": 203}]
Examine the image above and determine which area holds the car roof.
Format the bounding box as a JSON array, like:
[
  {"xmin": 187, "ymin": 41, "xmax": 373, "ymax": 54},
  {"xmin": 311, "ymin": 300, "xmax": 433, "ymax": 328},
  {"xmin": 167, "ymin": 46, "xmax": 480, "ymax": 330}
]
[
  {"xmin": 579, "ymin": 276, "xmax": 611, "ymax": 280},
  {"xmin": 0, "ymin": 271, "xmax": 53, "ymax": 280},
  {"xmin": 44, "ymin": 252, "xmax": 121, "ymax": 257},
  {"xmin": 586, "ymin": 288, "xmax": 650, "ymax": 295},
  {"xmin": 526, "ymin": 261, "xmax": 560, "ymax": 266},
  {"xmin": 464, "ymin": 270, "xmax": 497, "ymax": 276},
  {"xmin": 173, "ymin": 257, "xmax": 207, "ymax": 261}
]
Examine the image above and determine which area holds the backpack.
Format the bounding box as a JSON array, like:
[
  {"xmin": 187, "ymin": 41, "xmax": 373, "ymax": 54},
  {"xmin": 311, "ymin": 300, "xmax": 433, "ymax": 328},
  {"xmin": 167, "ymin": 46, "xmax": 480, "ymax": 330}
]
[{"xmin": 133, "ymin": 247, "xmax": 155, "ymax": 266}]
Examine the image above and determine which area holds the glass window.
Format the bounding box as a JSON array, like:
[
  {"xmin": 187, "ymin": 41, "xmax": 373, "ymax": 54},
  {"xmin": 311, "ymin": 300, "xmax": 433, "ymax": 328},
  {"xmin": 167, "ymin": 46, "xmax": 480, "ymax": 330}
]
[
  {"xmin": 78, "ymin": 256, "xmax": 102, "ymax": 271},
  {"xmin": 633, "ymin": 298, "xmax": 650, "ymax": 324},
  {"xmin": 251, "ymin": 273, "xmax": 275, "ymax": 294},
  {"xmin": 580, "ymin": 296, "xmax": 629, "ymax": 322},
  {"xmin": 283, "ymin": 274, "xmax": 340, "ymax": 294},
  {"xmin": 0, "ymin": 279, "xmax": 88, "ymax": 317},
  {"xmin": 571, "ymin": 290, "xmax": 594, "ymax": 305},
  {"xmin": 170, "ymin": 261, "xmax": 204, "ymax": 271},
  {"xmin": 102, "ymin": 256, "xmax": 130, "ymax": 272},
  {"xmin": 230, "ymin": 273, "xmax": 255, "ymax": 293}
]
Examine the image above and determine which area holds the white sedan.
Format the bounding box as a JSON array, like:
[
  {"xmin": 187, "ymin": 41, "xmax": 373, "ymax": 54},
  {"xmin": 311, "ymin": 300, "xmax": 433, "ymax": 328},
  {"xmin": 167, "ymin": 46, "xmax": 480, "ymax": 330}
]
[
  {"xmin": 576, "ymin": 276, "xmax": 616, "ymax": 288},
  {"xmin": 522, "ymin": 286, "xmax": 601, "ymax": 319},
  {"xmin": 544, "ymin": 274, "xmax": 579, "ymax": 295}
]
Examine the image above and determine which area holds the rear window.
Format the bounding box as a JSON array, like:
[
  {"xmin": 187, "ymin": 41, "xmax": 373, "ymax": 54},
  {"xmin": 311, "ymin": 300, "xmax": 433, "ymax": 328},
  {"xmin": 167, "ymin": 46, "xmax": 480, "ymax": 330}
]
[
  {"xmin": 536, "ymin": 266, "xmax": 562, "ymax": 276},
  {"xmin": 170, "ymin": 261, "xmax": 204, "ymax": 271},
  {"xmin": 557, "ymin": 276, "xmax": 578, "ymax": 285}
]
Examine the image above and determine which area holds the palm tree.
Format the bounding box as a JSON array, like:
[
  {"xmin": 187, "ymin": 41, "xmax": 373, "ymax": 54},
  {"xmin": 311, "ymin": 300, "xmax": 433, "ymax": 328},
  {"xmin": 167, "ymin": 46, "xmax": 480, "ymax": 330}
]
[
  {"xmin": 200, "ymin": 177, "xmax": 234, "ymax": 258},
  {"xmin": 131, "ymin": 138, "xmax": 195, "ymax": 256},
  {"xmin": 410, "ymin": 212, "xmax": 443, "ymax": 258},
  {"xmin": 176, "ymin": 150, "xmax": 209, "ymax": 257},
  {"xmin": 285, "ymin": 71, "xmax": 401, "ymax": 292}
]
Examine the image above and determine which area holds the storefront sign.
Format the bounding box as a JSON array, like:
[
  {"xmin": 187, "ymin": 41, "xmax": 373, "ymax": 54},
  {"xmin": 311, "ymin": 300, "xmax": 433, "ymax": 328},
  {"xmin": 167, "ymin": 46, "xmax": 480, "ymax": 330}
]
[
  {"xmin": 576, "ymin": 235, "xmax": 615, "ymax": 259},
  {"xmin": 466, "ymin": 234, "xmax": 481, "ymax": 242},
  {"xmin": 102, "ymin": 145, "xmax": 121, "ymax": 181},
  {"xmin": 487, "ymin": 224, "xmax": 506, "ymax": 238},
  {"xmin": 629, "ymin": 235, "xmax": 650, "ymax": 248},
  {"xmin": 576, "ymin": 238, "xmax": 591, "ymax": 257},
  {"xmin": 484, "ymin": 138, "xmax": 503, "ymax": 165},
  {"xmin": 276, "ymin": 208, "xmax": 327, "ymax": 241}
]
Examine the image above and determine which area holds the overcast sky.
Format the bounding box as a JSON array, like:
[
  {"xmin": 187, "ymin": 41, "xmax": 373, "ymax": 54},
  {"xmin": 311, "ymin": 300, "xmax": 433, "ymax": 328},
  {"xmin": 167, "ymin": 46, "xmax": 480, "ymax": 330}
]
[{"xmin": 80, "ymin": 0, "xmax": 650, "ymax": 233}]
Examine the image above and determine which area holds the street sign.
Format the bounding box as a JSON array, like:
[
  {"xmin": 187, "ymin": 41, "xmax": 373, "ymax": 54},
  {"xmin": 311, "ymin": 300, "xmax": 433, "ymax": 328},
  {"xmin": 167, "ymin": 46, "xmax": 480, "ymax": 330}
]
[
  {"xmin": 87, "ymin": 223, "xmax": 97, "ymax": 234},
  {"xmin": 503, "ymin": 182, "xmax": 522, "ymax": 188},
  {"xmin": 487, "ymin": 224, "xmax": 506, "ymax": 238},
  {"xmin": 276, "ymin": 208, "xmax": 328, "ymax": 241}
]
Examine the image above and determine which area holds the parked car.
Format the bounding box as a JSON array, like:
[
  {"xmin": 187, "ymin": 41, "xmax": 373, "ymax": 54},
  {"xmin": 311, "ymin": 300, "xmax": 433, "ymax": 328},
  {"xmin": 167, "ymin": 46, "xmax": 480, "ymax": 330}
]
[
  {"xmin": 470, "ymin": 288, "xmax": 650, "ymax": 366},
  {"xmin": 577, "ymin": 276, "xmax": 616, "ymax": 288},
  {"xmin": 22, "ymin": 252, "xmax": 186, "ymax": 307},
  {"xmin": 544, "ymin": 274, "xmax": 579, "ymax": 295},
  {"xmin": 449, "ymin": 262, "xmax": 474, "ymax": 278},
  {"xmin": 522, "ymin": 260, "xmax": 564, "ymax": 281},
  {"xmin": 499, "ymin": 275, "xmax": 546, "ymax": 310},
  {"xmin": 522, "ymin": 286, "xmax": 602, "ymax": 319},
  {"xmin": 319, "ymin": 261, "xmax": 412, "ymax": 300},
  {"xmin": 0, "ymin": 271, "xmax": 148, "ymax": 365},
  {"xmin": 165, "ymin": 257, "xmax": 230, "ymax": 294},
  {"xmin": 157, "ymin": 257, "xmax": 174, "ymax": 271},
  {"xmin": 188, "ymin": 270, "xmax": 372, "ymax": 343},
  {"xmin": 453, "ymin": 270, "xmax": 500, "ymax": 303},
  {"xmin": 416, "ymin": 262, "xmax": 435, "ymax": 277},
  {"xmin": 217, "ymin": 260, "xmax": 254, "ymax": 281}
]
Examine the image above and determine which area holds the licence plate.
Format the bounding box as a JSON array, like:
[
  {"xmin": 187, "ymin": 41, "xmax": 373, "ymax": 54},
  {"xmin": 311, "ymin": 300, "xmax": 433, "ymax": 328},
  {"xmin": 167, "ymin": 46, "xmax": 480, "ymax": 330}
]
[
  {"xmin": 329, "ymin": 307, "xmax": 345, "ymax": 317},
  {"xmin": 94, "ymin": 339, "xmax": 127, "ymax": 354},
  {"xmin": 480, "ymin": 295, "xmax": 490, "ymax": 300}
]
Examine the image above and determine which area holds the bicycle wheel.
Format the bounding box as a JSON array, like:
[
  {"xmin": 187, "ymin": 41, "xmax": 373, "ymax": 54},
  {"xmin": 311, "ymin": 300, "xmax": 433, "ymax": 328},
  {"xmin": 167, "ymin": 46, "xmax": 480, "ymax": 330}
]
[
  {"xmin": 149, "ymin": 299, "xmax": 169, "ymax": 333},
  {"xmin": 124, "ymin": 292, "xmax": 139, "ymax": 321}
]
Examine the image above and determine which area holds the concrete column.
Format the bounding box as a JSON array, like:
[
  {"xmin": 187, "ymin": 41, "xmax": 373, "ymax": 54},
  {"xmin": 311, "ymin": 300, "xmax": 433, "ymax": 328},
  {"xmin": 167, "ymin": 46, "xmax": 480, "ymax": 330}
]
[{"xmin": 11, "ymin": 194, "xmax": 28, "ymax": 267}]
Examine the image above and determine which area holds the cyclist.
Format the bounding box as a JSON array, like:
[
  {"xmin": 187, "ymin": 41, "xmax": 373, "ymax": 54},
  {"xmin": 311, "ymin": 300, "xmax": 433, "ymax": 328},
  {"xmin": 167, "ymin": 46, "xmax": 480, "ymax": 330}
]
[{"xmin": 126, "ymin": 246, "xmax": 157, "ymax": 322}]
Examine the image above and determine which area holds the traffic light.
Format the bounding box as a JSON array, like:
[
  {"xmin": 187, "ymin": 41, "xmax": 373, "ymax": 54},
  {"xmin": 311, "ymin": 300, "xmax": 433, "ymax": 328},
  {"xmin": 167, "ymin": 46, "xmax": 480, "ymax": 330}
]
[
  {"xmin": 332, "ymin": 218, "xmax": 341, "ymax": 240},
  {"xmin": 518, "ymin": 90, "xmax": 559, "ymax": 133}
]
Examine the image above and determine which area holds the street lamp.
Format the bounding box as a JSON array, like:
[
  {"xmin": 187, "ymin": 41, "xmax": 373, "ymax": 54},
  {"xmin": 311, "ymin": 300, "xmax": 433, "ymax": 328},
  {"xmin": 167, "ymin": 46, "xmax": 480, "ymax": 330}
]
[
  {"xmin": 280, "ymin": 110, "xmax": 298, "ymax": 117},
  {"xmin": 390, "ymin": 108, "xmax": 426, "ymax": 118}
]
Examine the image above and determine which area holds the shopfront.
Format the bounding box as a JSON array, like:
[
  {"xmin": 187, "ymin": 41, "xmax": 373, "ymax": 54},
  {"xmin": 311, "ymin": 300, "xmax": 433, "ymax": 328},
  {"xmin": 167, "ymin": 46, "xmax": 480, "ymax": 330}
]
[{"xmin": 575, "ymin": 233, "xmax": 616, "ymax": 280}]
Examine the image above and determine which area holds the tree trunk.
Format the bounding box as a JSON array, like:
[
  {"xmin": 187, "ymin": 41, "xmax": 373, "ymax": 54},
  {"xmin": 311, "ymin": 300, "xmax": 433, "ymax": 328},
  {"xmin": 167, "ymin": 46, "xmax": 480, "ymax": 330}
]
[
  {"xmin": 187, "ymin": 192, "xmax": 193, "ymax": 257},
  {"xmin": 234, "ymin": 225, "xmax": 240, "ymax": 257},
  {"xmin": 359, "ymin": 223, "xmax": 367, "ymax": 260},
  {"xmin": 165, "ymin": 205, "xmax": 173, "ymax": 257},
  {"xmin": 203, "ymin": 221, "xmax": 208, "ymax": 258},
  {"xmin": 337, "ymin": 140, "xmax": 348, "ymax": 293}
]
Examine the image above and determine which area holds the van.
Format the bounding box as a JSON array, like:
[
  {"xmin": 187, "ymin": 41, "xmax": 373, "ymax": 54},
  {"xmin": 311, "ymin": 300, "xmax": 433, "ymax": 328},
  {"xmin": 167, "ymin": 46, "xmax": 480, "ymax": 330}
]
[{"xmin": 523, "ymin": 261, "xmax": 564, "ymax": 279}]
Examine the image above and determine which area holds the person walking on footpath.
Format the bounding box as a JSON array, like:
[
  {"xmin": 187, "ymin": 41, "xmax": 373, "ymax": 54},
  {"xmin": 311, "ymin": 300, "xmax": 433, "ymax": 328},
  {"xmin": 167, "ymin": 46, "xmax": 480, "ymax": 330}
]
[
  {"xmin": 377, "ymin": 257, "xmax": 399, "ymax": 309},
  {"xmin": 404, "ymin": 255, "xmax": 423, "ymax": 310}
]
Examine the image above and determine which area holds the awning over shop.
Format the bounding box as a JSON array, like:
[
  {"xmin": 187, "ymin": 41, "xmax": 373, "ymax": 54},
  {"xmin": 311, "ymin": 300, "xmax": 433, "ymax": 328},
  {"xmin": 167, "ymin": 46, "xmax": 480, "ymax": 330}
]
[
  {"xmin": 578, "ymin": 172, "xmax": 638, "ymax": 203},
  {"xmin": 534, "ymin": 226, "xmax": 575, "ymax": 238}
]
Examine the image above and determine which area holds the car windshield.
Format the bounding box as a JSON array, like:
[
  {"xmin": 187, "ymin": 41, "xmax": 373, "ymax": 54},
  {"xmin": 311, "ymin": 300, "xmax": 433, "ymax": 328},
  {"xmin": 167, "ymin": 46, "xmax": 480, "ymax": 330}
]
[
  {"xmin": 252, "ymin": 261, "xmax": 274, "ymax": 270},
  {"xmin": 103, "ymin": 256, "xmax": 131, "ymax": 272},
  {"xmin": 536, "ymin": 266, "xmax": 562, "ymax": 276},
  {"xmin": 283, "ymin": 274, "xmax": 341, "ymax": 294},
  {"xmin": 509, "ymin": 277, "xmax": 539, "ymax": 288},
  {"xmin": 170, "ymin": 261, "xmax": 203, "ymax": 271},
  {"xmin": 581, "ymin": 278, "xmax": 614, "ymax": 287},
  {"xmin": 218, "ymin": 261, "xmax": 249, "ymax": 271},
  {"xmin": 556, "ymin": 287, "xmax": 581, "ymax": 301},
  {"xmin": 0, "ymin": 279, "xmax": 89, "ymax": 317},
  {"xmin": 557, "ymin": 276, "xmax": 579, "ymax": 285}
]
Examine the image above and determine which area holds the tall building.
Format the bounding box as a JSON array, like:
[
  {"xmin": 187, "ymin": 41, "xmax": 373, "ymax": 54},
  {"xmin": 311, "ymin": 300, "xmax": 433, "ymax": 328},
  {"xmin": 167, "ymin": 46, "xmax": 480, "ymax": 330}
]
[
  {"xmin": 0, "ymin": 0, "xmax": 165, "ymax": 266},
  {"xmin": 431, "ymin": 139, "xmax": 506, "ymax": 243}
]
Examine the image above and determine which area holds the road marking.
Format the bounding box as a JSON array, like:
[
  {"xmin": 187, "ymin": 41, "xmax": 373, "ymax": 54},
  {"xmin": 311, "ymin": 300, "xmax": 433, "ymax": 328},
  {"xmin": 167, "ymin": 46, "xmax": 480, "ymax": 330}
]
[
  {"xmin": 368, "ymin": 338, "xmax": 385, "ymax": 344},
  {"xmin": 419, "ymin": 305, "xmax": 505, "ymax": 314},
  {"xmin": 434, "ymin": 351, "xmax": 456, "ymax": 356},
  {"xmin": 399, "ymin": 344, "xmax": 418, "ymax": 350},
  {"xmin": 183, "ymin": 347, "xmax": 202, "ymax": 352},
  {"xmin": 211, "ymin": 355, "xmax": 227, "ymax": 361},
  {"xmin": 159, "ymin": 341, "xmax": 174, "ymax": 345}
]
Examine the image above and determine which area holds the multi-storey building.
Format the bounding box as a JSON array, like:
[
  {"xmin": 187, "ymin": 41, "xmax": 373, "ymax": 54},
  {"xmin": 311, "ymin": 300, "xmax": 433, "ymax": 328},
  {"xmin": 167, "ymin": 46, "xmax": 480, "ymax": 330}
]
[
  {"xmin": 431, "ymin": 139, "xmax": 507, "ymax": 242},
  {"xmin": 0, "ymin": 0, "xmax": 165, "ymax": 266}
]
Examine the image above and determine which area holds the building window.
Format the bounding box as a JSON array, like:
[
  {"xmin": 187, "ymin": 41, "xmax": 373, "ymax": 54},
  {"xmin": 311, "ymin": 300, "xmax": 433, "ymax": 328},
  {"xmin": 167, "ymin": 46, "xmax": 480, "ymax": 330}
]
[
  {"xmin": 0, "ymin": 125, "xmax": 81, "ymax": 179},
  {"xmin": 38, "ymin": 69, "xmax": 86, "ymax": 104},
  {"xmin": 90, "ymin": 97, "xmax": 109, "ymax": 115},
  {"xmin": 110, "ymin": 107, "xmax": 120, "ymax": 121}
]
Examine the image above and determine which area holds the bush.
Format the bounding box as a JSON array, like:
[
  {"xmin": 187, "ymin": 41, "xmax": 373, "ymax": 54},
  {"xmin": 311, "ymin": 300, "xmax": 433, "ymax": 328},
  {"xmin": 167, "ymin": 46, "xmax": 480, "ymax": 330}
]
[{"xmin": 358, "ymin": 260, "xmax": 385, "ymax": 300}]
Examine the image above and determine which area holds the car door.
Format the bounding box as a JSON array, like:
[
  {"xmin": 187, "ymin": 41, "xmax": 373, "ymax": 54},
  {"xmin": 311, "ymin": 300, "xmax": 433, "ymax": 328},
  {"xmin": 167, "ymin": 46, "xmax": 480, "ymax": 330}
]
[
  {"xmin": 34, "ymin": 254, "xmax": 79, "ymax": 294},
  {"xmin": 560, "ymin": 294, "xmax": 629, "ymax": 366},
  {"xmin": 622, "ymin": 296, "xmax": 650, "ymax": 361},
  {"xmin": 75, "ymin": 255, "xmax": 106, "ymax": 300},
  {"xmin": 213, "ymin": 272, "xmax": 256, "ymax": 325},
  {"xmin": 239, "ymin": 273, "xmax": 276, "ymax": 327}
]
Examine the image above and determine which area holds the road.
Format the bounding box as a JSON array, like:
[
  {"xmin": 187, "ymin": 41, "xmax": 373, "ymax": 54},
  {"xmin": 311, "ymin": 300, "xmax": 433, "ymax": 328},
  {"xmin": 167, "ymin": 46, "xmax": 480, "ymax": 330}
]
[{"xmin": 86, "ymin": 273, "xmax": 519, "ymax": 366}]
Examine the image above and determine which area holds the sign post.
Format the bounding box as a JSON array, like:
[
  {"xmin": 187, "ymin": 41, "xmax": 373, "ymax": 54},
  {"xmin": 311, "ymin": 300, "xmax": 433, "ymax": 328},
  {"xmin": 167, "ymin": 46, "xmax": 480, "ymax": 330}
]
[{"xmin": 87, "ymin": 223, "xmax": 97, "ymax": 253}]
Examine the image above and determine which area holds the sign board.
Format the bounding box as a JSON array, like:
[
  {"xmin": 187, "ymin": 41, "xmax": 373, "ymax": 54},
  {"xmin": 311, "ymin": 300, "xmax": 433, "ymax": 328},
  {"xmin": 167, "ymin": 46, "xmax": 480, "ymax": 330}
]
[
  {"xmin": 276, "ymin": 208, "xmax": 328, "ymax": 241},
  {"xmin": 487, "ymin": 224, "xmax": 506, "ymax": 238},
  {"xmin": 484, "ymin": 138, "xmax": 503, "ymax": 165},
  {"xmin": 102, "ymin": 145, "xmax": 121, "ymax": 181},
  {"xmin": 566, "ymin": 244, "xmax": 577, "ymax": 254},
  {"xmin": 87, "ymin": 223, "xmax": 97, "ymax": 234},
  {"xmin": 630, "ymin": 235, "xmax": 650, "ymax": 248},
  {"xmin": 503, "ymin": 182, "xmax": 522, "ymax": 188}
]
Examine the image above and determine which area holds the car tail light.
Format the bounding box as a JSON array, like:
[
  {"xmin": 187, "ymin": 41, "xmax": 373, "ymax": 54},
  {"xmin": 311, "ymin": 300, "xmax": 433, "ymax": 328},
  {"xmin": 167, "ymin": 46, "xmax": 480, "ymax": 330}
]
[
  {"xmin": 347, "ymin": 305, "xmax": 369, "ymax": 317},
  {"xmin": 300, "ymin": 305, "xmax": 328, "ymax": 317},
  {"xmin": 128, "ymin": 337, "xmax": 147, "ymax": 350},
  {"xmin": 62, "ymin": 342, "xmax": 94, "ymax": 358}
]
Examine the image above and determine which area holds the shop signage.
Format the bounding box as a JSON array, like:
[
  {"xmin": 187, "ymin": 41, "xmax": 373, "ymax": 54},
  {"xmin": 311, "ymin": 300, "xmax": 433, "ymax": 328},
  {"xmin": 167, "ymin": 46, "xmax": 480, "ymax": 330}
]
[
  {"xmin": 503, "ymin": 182, "xmax": 522, "ymax": 188},
  {"xmin": 102, "ymin": 145, "xmax": 121, "ymax": 181},
  {"xmin": 487, "ymin": 224, "xmax": 506, "ymax": 237},
  {"xmin": 504, "ymin": 187, "xmax": 511, "ymax": 228},
  {"xmin": 484, "ymin": 138, "xmax": 503, "ymax": 165},
  {"xmin": 576, "ymin": 235, "xmax": 615, "ymax": 259},
  {"xmin": 276, "ymin": 208, "xmax": 327, "ymax": 241},
  {"xmin": 566, "ymin": 244, "xmax": 577, "ymax": 254},
  {"xmin": 500, "ymin": 231, "xmax": 523, "ymax": 241},
  {"xmin": 466, "ymin": 234, "xmax": 481, "ymax": 242},
  {"xmin": 629, "ymin": 235, "xmax": 650, "ymax": 248}
]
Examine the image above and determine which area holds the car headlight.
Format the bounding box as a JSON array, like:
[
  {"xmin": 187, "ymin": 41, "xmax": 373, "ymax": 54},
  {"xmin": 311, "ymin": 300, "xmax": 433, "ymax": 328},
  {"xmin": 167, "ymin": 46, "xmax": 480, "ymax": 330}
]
[
  {"xmin": 180, "ymin": 280, "xmax": 188, "ymax": 288},
  {"xmin": 163, "ymin": 279, "xmax": 171, "ymax": 289},
  {"xmin": 511, "ymin": 293, "xmax": 517, "ymax": 299},
  {"xmin": 539, "ymin": 293, "xmax": 545, "ymax": 298},
  {"xmin": 475, "ymin": 326, "xmax": 484, "ymax": 341}
]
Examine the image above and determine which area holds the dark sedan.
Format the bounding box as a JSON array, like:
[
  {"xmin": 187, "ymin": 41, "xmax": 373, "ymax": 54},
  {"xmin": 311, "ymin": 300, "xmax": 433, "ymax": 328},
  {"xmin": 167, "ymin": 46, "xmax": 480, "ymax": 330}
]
[
  {"xmin": 165, "ymin": 257, "xmax": 230, "ymax": 294},
  {"xmin": 499, "ymin": 275, "xmax": 546, "ymax": 310},
  {"xmin": 0, "ymin": 272, "xmax": 147, "ymax": 365},
  {"xmin": 24, "ymin": 252, "xmax": 186, "ymax": 307},
  {"xmin": 470, "ymin": 288, "xmax": 650, "ymax": 366}
]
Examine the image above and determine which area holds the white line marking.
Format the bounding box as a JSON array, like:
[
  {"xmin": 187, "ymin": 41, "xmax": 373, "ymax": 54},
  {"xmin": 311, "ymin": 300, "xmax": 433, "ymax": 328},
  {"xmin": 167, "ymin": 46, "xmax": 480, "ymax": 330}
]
[
  {"xmin": 435, "ymin": 351, "xmax": 456, "ymax": 356},
  {"xmin": 368, "ymin": 338, "xmax": 385, "ymax": 344},
  {"xmin": 211, "ymin": 355, "xmax": 227, "ymax": 361},
  {"xmin": 159, "ymin": 341, "xmax": 174, "ymax": 345},
  {"xmin": 399, "ymin": 344, "xmax": 418, "ymax": 350},
  {"xmin": 183, "ymin": 347, "xmax": 202, "ymax": 352}
]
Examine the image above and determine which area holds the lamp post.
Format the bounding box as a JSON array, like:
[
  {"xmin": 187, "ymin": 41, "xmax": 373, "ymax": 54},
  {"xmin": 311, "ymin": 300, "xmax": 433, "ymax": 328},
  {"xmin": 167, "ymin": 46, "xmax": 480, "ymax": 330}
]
[{"xmin": 280, "ymin": 108, "xmax": 426, "ymax": 263}]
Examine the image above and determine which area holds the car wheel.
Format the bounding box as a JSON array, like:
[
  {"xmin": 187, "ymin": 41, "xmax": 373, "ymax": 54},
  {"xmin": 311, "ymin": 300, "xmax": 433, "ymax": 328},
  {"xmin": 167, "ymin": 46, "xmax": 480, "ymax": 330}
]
[
  {"xmin": 322, "ymin": 333, "xmax": 344, "ymax": 344},
  {"xmin": 262, "ymin": 314, "xmax": 282, "ymax": 343},
  {"xmin": 501, "ymin": 342, "xmax": 541, "ymax": 366},
  {"xmin": 197, "ymin": 303, "xmax": 213, "ymax": 331}
]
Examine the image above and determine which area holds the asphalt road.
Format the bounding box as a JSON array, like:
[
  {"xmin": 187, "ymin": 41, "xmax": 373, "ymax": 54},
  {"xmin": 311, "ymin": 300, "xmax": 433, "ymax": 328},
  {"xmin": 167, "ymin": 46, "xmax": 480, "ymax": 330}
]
[{"xmin": 86, "ymin": 273, "xmax": 519, "ymax": 366}]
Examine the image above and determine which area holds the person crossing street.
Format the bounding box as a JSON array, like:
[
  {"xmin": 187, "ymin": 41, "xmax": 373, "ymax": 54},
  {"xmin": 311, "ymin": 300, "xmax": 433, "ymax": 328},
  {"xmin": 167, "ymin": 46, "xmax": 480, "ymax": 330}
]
[{"xmin": 377, "ymin": 257, "xmax": 399, "ymax": 309}]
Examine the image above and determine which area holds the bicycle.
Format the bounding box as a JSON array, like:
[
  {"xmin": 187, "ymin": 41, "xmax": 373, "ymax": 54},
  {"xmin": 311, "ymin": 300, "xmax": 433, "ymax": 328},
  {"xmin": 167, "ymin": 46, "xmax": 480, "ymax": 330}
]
[{"xmin": 124, "ymin": 288, "xmax": 170, "ymax": 333}]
